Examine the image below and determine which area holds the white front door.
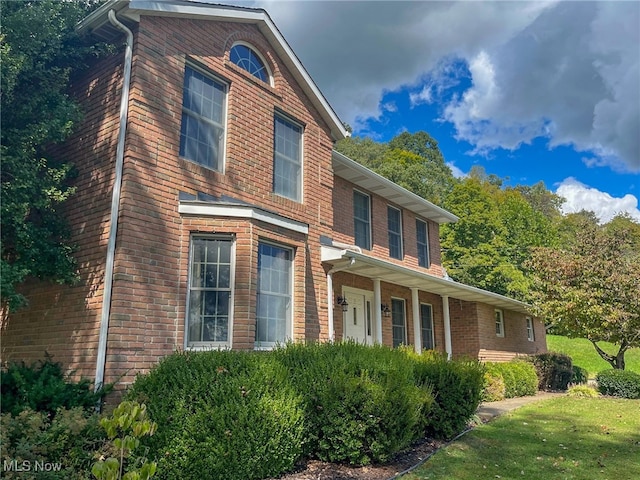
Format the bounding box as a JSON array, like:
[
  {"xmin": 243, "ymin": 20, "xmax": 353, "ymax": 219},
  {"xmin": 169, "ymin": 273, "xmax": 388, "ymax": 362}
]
[{"xmin": 343, "ymin": 289, "xmax": 374, "ymax": 345}]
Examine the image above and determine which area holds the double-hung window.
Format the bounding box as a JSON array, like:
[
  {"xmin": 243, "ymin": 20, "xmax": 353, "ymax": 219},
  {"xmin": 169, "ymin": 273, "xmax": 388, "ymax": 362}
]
[
  {"xmin": 526, "ymin": 317, "xmax": 535, "ymax": 342},
  {"xmin": 416, "ymin": 219, "xmax": 430, "ymax": 267},
  {"xmin": 256, "ymin": 242, "xmax": 293, "ymax": 348},
  {"xmin": 391, "ymin": 298, "xmax": 406, "ymax": 347},
  {"xmin": 495, "ymin": 309, "xmax": 505, "ymax": 337},
  {"xmin": 274, "ymin": 115, "xmax": 303, "ymax": 201},
  {"xmin": 187, "ymin": 237, "xmax": 233, "ymax": 346},
  {"xmin": 388, "ymin": 206, "xmax": 403, "ymax": 259},
  {"xmin": 353, "ymin": 191, "xmax": 371, "ymax": 250},
  {"xmin": 420, "ymin": 303, "xmax": 434, "ymax": 350},
  {"xmin": 179, "ymin": 65, "xmax": 227, "ymax": 170}
]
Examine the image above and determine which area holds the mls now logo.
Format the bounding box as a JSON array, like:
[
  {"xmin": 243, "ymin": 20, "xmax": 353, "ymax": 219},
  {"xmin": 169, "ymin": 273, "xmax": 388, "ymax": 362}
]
[{"xmin": 3, "ymin": 459, "xmax": 63, "ymax": 472}]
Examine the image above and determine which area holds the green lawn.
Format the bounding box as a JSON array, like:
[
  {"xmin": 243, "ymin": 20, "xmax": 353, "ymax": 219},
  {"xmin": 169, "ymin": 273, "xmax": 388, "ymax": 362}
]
[
  {"xmin": 546, "ymin": 335, "xmax": 640, "ymax": 377},
  {"xmin": 403, "ymin": 397, "xmax": 640, "ymax": 480}
]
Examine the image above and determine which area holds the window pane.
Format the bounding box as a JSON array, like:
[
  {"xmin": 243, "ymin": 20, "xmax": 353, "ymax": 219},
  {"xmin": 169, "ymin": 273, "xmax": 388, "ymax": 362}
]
[
  {"xmin": 256, "ymin": 243, "xmax": 292, "ymax": 345},
  {"xmin": 274, "ymin": 117, "xmax": 302, "ymax": 201},
  {"xmin": 391, "ymin": 299, "xmax": 406, "ymax": 348},
  {"xmin": 187, "ymin": 238, "xmax": 233, "ymax": 345},
  {"xmin": 388, "ymin": 207, "xmax": 402, "ymax": 259},
  {"xmin": 353, "ymin": 191, "xmax": 371, "ymax": 249},
  {"xmin": 179, "ymin": 66, "xmax": 225, "ymax": 170},
  {"xmin": 416, "ymin": 219, "xmax": 429, "ymax": 267},
  {"xmin": 420, "ymin": 304, "xmax": 434, "ymax": 350},
  {"xmin": 230, "ymin": 44, "xmax": 269, "ymax": 83}
]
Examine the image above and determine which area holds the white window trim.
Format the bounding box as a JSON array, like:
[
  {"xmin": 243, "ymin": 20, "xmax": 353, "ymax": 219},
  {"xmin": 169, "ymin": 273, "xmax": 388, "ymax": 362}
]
[
  {"xmin": 178, "ymin": 202, "xmax": 309, "ymax": 234},
  {"xmin": 254, "ymin": 241, "xmax": 294, "ymax": 350},
  {"xmin": 387, "ymin": 205, "xmax": 403, "ymax": 259},
  {"xmin": 526, "ymin": 317, "xmax": 535, "ymax": 342},
  {"xmin": 180, "ymin": 63, "xmax": 229, "ymax": 173},
  {"xmin": 495, "ymin": 309, "xmax": 505, "ymax": 338},
  {"xmin": 391, "ymin": 297, "xmax": 407, "ymax": 347},
  {"xmin": 420, "ymin": 302, "xmax": 435, "ymax": 350},
  {"xmin": 416, "ymin": 218, "xmax": 430, "ymax": 268},
  {"xmin": 273, "ymin": 113, "xmax": 304, "ymax": 202},
  {"xmin": 353, "ymin": 189, "xmax": 372, "ymax": 250},
  {"xmin": 184, "ymin": 235, "xmax": 236, "ymax": 350}
]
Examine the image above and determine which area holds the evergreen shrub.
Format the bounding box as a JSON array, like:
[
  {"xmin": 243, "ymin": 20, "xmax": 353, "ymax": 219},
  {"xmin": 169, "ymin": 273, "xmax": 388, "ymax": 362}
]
[
  {"xmin": 596, "ymin": 369, "xmax": 640, "ymax": 399},
  {"xmin": 485, "ymin": 360, "xmax": 538, "ymax": 398},
  {"xmin": 529, "ymin": 352, "xmax": 574, "ymax": 391},
  {"xmin": 127, "ymin": 350, "xmax": 305, "ymax": 480},
  {"xmin": 413, "ymin": 352, "xmax": 485, "ymax": 439},
  {"xmin": 571, "ymin": 365, "xmax": 589, "ymax": 385},
  {"xmin": 482, "ymin": 371, "xmax": 506, "ymax": 402}
]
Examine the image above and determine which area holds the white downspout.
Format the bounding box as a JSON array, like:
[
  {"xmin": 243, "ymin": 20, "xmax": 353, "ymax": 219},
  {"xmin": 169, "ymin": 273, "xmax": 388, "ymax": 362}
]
[
  {"xmin": 326, "ymin": 257, "xmax": 356, "ymax": 341},
  {"xmin": 442, "ymin": 295, "xmax": 452, "ymax": 360},
  {"xmin": 411, "ymin": 288, "xmax": 421, "ymax": 353},
  {"xmin": 94, "ymin": 10, "xmax": 133, "ymax": 392}
]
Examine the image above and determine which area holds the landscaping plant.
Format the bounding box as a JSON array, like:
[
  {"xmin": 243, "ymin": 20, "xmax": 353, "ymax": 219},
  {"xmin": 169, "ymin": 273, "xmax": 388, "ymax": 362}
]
[{"xmin": 596, "ymin": 369, "xmax": 640, "ymax": 399}]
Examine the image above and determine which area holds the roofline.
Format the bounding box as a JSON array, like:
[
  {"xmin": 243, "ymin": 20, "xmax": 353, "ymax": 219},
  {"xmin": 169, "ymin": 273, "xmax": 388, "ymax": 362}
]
[
  {"xmin": 332, "ymin": 150, "xmax": 459, "ymax": 224},
  {"xmin": 77, "ymin": 0, "xmax": 348, "ymax": 141}
]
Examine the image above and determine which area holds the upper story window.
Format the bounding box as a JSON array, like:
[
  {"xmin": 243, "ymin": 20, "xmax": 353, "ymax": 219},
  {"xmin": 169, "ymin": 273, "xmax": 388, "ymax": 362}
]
[
  {"xmin": 179, "ymin": 65, "xmax": 227, "ymax": 171},
  {"xmin": 495, "ymin": 309, "xmax": 505, "ymax": 337},
  {"xmin": 353, "ymin": 191, "xmax": 371, "ymax": 250},
  {"xmin": 387, "ymin": 206, "xmax": 403, "ymax": 260},
  {"xmin": 416, "ymin": 219, "xmax": 430, "ymax": 268},
  {"xmin": 526, "ymin": 317, "xmax": 535, "ymax": 342},
  {"xmin": 230, "ymin": 43, "xmax": 270, "ymax": 84},
  {"xmin": 273, "ymin": 115, "xmax": 303, "ymax": 201}
]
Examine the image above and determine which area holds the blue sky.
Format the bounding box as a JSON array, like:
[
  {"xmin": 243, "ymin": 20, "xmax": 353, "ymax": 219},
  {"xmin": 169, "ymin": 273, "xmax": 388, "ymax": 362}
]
[{"xmin": 236, "ymin": 1, "xmax": 640, "ymax": 222}]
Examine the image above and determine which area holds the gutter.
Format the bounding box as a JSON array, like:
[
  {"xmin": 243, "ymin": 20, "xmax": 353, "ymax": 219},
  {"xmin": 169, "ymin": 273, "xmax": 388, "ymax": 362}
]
[{"xmin": 94, "ymin": 10, "xmax": 133, "ymax": 394}]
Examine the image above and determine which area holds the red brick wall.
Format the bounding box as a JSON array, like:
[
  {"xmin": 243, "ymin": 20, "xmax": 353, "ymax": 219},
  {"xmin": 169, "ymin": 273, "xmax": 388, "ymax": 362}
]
[
  {"xmin": 1, "ymin": 53, "xmax": 124, "ymax": 379},
  {"xmin": 2, "ymin": 16, "xmax": 336, "ymax": 388}
]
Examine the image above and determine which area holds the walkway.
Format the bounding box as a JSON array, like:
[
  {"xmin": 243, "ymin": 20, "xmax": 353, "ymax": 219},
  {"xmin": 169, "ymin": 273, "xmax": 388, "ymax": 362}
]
[{"xmin": 476, "ymin": 391, "xmax": 565, "ymax": 423}]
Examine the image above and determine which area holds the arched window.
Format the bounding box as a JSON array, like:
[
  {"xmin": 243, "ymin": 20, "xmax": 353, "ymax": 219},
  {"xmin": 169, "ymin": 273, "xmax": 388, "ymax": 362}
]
[{"xmin": 230, "ymin": 43, "xmax": 270, "ymax": 83}]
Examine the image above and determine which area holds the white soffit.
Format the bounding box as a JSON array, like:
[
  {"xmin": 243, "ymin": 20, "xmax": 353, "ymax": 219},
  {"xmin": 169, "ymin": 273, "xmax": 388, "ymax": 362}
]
[{"xmin": 332, "ymin": 151, "xmax": 459, "ymax": 224}]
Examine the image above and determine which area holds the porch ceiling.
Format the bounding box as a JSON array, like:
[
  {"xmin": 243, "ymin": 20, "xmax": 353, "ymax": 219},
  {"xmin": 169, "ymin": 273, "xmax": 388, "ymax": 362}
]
[{"xmin": 322, "ymin": 247, "xmax": 532, "ymax": 314}]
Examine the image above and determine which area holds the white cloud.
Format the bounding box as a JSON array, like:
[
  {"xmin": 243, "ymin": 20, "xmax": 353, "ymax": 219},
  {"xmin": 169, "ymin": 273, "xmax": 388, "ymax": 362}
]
[
  {"xmin": 556, "ymin": 177, "xmax": 640, "ymax": 223},
  {"xmin": 446, "ymin": 162, "xmax": 467, "ymax": 179}
]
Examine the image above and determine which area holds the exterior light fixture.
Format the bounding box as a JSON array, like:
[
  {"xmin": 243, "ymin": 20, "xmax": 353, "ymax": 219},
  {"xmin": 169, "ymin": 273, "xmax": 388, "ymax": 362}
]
[
  {"xmin": 336, "ymin": 295, "xmax": 349, "ymax": 312},
  {"xmin": 381, "ymin": 304, "xmax": 391, "ymax": 317}
]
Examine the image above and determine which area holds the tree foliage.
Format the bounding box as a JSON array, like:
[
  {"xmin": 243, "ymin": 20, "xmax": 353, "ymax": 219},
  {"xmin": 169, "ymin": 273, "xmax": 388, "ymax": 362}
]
[
  {"xmin": 527, "ymin": 214, "xmax": 640, "ymax": 369},
  {"xmin": 1, "ymin": 0, "xmax": 105, "ymax": 310}
]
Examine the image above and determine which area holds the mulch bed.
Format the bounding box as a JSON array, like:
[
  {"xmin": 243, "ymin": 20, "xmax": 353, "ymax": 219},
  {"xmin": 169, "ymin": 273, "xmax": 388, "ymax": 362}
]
[{"xmin": 271, "ymin": 438, "xmax": 445, "ymax": 480}]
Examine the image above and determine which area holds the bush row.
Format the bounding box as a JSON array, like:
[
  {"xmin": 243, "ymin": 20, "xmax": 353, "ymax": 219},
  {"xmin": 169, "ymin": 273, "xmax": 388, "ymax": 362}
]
[
  {"xmin": 596, "ymin": 369, "xmax": 640, "ymax": 399},
  {"xmin": 127, "ymin": 342, "xmax": 485, "ymax": 480}
]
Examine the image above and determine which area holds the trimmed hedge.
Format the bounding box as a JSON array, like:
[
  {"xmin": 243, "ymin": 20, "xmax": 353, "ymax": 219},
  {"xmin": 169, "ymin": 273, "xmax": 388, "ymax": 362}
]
[
  {"xmin": 485, "ymin": 360, "xmax": 538, "ymax": 398},
  {"xmin": 482, "ymin": 371, "xmax": 506, "ymax": 402},
  {"xmin": 596, "ymin": 369, "xmax": 640, "ymax": 399},
  {"xmin": 127, "ymin": 350, "xmax": 304, "ymax": 480},
  {"xmin": 127, "ymin": 343, "xmax": 486, "ymax": 479},
  {"xmin": 529, "ymin": 352, "xmax": 574, "ymax": 391},
  {"xmin": 412, "ymin": 352, "xmax": 485, "ymax": 439}
]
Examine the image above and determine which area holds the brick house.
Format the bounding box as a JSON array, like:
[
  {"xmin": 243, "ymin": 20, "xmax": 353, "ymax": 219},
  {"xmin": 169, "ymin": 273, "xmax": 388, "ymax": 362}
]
[{"xmin": 1, "ymin": 0, "xmax": 546, "ymax": 390}]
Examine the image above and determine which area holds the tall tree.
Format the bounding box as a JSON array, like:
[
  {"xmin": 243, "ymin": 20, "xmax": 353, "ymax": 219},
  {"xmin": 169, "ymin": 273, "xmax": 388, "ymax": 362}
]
[
  {"xmin": 527, "ymin": 215, "xmax": 640, "ymax": 369},
  {"xmin": 1, "ymin": 0, "xmax": 104, "ymax": 310}
]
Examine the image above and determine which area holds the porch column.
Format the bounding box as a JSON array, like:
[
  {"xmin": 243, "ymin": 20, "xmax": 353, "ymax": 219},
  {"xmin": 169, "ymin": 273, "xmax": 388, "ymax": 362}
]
[
  {"xmin": 442, "ymin": 295, "xmax": 452, "ymax": 359},
  {"xmin": 373, "ymin": 278, "xmax": 382, "ymax": 344},
  {"xmin": 327, "ymin": 272, "xmax": 335, "ymax": 341},
  {"xmin": 411, "ymin": 288, "xmax": 421, "ymax": 353}
]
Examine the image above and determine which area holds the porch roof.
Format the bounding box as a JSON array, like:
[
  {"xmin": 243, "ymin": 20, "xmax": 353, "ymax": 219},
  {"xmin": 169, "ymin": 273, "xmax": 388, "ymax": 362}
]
[{"xmin": 322, "ymin": 246, "xmax": 532, "ymax": 315}]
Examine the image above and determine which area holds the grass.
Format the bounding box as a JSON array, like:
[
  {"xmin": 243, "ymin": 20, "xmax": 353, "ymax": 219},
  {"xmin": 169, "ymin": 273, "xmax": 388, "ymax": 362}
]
[
  {"xmin": 546, "ymin": 335, "xmax": 640, "ymax": 377},
  {"xmin": 404, "ymin": 396, "xmax": 640, "ymax": 480}
]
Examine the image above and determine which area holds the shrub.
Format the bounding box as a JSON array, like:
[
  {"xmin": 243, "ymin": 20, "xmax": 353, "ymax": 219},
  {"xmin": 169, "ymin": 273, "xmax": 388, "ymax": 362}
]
[
  {"xmin": 567, "ymin": 385, "xmax": 599, "ymax": 398},
  {"xmin": 596, "ymin": 369, "xmax": 640, "ymax": 399},
  {"xmin": 482, "ymin": 371, "xmax": 506, "ymax": 402},
  {"xmin": 1, "ymin": 355, "xmax": 109, "ymax": 416},
  {"xmin": 413, "ymin": 352, "xmax": 485, "ymax": 439},
  {"xmin": 272, "ymin": 342, "xmax": 432, "ymax": 465},
  {"xmin": 0, "ymin": 407, "xmax": 105, "ymax": 479},
  {"xmin": 485, "ymin": 360, "xmax": 538, "ymax": 398},
  {"xmin": 529, "ymin": 352, "xmax": 573, "ymax": 391},
  {"xmin": 571, "ymin": 365, "xmax": 589, "ymax": 385},
  {"xmin": 127, "ymin": 350, "xmax": 305, "ymax": 480}
]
